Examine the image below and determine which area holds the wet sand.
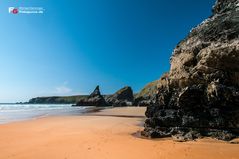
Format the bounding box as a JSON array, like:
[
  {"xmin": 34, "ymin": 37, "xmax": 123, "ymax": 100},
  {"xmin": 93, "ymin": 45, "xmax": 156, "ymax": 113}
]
[{"xmin": 0, "ymin": 107, "xmax": 238, "ymax": 159}]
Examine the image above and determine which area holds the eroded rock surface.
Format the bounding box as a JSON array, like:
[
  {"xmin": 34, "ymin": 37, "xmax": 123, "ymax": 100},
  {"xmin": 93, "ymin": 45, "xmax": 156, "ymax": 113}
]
[{"xmin": 142, "ymin": 0, "xmax": 239, "ymax": 141}]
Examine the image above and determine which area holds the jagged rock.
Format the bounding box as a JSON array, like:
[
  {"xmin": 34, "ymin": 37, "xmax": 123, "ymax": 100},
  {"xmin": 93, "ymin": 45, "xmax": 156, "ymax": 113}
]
[
  {"xmin": 76, "ymin": 86, "xmax": 108, "ymax": 106},
  {"xmin": 172, "ymin": 131, "xmax": 201, "ymax": 142},
  {"xmin": 105, "ymin": 86, "xmax": 134, "ymax": 106},
  {"xmin": 142, "ymin": 0, "xmax": 239, "ymax": 141},
  {"xmin": 207, "ymin": 130, "xmax": 236, "ymax": 141}
]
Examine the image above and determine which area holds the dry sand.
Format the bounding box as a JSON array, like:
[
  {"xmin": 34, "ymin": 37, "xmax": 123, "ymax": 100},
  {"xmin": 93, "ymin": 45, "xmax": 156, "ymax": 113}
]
[{"xmin": 0, "ymin": 107, "xmax": 238, "ymax": 159}]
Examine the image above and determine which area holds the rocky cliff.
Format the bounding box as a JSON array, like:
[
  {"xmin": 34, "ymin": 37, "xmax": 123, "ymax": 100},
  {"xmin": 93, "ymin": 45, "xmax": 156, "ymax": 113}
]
[{"xmin": 142, "ymin": 0, "xmax": 239, "ymax": 141}]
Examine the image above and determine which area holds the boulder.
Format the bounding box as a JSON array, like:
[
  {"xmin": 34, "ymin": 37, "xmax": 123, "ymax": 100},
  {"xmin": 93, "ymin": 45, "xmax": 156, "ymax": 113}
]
[
  {"xmin": 142, "ymin": 0, "xmax": 239, "ymax": 141},
  {"xmin": 106, "ymin": 86, "xmax": 134, "ymax": 106},
  {"xmin": 76, "ymin": 86, "xmax": 108, "ymax": 106}
]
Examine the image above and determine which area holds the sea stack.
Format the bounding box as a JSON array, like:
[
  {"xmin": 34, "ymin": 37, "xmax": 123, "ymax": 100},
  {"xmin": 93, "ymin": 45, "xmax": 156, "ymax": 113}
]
[
  {"xmin": 76, "ymin": 85, "xmax": 107, "ymax": 106},
  {"xmin": 105, "ymin": 86, "xmax": 134, "ymax": 106},
  {"xmin": 142, "ymin": 0, "xmax": 239, "ymax": 141}
]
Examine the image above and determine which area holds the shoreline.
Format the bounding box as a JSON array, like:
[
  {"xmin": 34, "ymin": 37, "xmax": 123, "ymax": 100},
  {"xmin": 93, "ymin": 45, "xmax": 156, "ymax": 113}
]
[
  {"xmin": 0, "ymin": 107, "xmax": 238, "ymax": 159},
  {"xmin": 0, "ymin": 104, "xmax": 103, "ymax": 125}
]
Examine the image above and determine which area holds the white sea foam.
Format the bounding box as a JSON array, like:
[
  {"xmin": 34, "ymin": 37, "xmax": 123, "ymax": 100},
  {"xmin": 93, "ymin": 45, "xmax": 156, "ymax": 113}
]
[{"xmin": 0, "ymin": 104, "xmax": 89, "ymax": 124}]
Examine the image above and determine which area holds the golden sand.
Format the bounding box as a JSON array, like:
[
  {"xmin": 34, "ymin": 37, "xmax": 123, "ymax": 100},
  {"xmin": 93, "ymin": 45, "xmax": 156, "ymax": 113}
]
[{"xmin": 0, "ymin": 107, "xmax": 238, "ymax": 159}]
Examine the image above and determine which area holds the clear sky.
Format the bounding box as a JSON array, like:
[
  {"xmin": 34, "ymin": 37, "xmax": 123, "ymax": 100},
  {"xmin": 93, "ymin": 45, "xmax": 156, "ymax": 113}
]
[{"xmin": 0, "ymin": 0, "xmax": 215, "ymax": 102}]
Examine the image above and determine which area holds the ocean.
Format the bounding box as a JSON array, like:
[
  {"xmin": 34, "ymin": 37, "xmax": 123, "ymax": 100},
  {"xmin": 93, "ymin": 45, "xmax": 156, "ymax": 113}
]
[{"xmin": 0, "ymin": 104, "xmax": 93, "ymax": 124}]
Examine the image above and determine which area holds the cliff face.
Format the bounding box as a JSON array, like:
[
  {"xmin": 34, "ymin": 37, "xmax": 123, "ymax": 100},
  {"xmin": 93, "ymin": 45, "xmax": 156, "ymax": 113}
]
[
  {"xmin": 170, "ymin": 0, "xmax": 239, "ymax": 87},
  {"xmin": 142, "ymin": 0, "xmax": 239, "ymax": 141}
]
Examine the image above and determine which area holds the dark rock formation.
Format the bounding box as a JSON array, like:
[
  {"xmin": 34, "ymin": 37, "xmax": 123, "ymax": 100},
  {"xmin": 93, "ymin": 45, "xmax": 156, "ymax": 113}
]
[
  {"xmin": 76, "ymin": 86, "xmax": 108, "ymax": 106},
  {"xmin": 135, "ymin": 73, "xmax": 169, "ymax": 106},
  {"xmin": 106, "ymin": 86, "xmax": 134, "ymax": 106},
  {"xmin": 142, "ymin": 0, "xmax": 239, "ymax": 141}
]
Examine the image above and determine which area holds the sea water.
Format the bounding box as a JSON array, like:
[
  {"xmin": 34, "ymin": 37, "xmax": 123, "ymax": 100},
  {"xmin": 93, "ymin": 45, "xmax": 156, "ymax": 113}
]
[{"xmin": 0, "ymin": 104, "xmax": 90, "ymax": 124}]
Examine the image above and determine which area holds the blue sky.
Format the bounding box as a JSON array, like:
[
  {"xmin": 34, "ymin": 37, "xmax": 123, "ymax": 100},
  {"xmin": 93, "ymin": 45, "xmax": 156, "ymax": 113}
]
[{"xmin": 0, "ymin": 0, "xmax": 215, "ymax": 102}]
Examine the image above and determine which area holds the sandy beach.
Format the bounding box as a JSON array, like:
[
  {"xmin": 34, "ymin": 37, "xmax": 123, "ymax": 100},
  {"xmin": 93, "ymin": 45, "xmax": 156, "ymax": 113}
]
[{"xmin": 0, "ymin": 107, "xmax": 238, "ymax": 159}]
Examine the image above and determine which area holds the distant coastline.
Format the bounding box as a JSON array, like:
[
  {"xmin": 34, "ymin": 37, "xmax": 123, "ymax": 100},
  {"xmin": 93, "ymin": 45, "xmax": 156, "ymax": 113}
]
[
  {"xmin": 25, "ymin": 82, "xmax": 160, "ymax": 106},
  {"xmin": 27, "ymin": 95, "xmax": 89, "ymax": 104}
]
